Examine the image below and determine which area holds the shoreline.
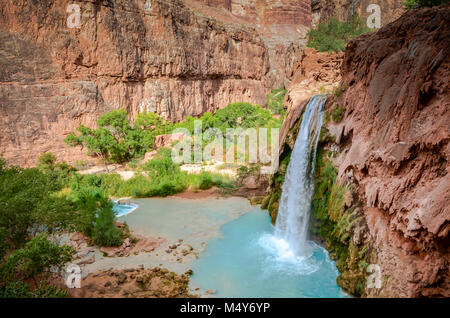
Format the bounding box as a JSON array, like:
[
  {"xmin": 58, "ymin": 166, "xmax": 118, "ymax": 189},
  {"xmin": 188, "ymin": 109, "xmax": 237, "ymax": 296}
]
[{"xmin": 63, "ymin": 195, "xmax": 256, "ymax": 298}]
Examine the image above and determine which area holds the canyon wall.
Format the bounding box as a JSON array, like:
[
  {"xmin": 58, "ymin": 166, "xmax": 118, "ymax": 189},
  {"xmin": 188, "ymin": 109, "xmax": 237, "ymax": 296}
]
[
  {"xmin": 184, "ymin": 0, "xmax": 313, "ymax": 94},
  {"xmin": 0, "ymin": 0, "xmax": 311, "ymax": 166},
  {"xmin": 278, "ymin": 5, "xmax": 449, "ymax": 297},
  {"xmin": 335, "ymin": 5, "xmax": 449, "ymax": 297}
]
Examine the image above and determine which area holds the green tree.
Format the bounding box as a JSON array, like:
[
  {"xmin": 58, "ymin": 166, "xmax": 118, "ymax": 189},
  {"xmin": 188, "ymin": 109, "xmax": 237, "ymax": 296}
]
[
  {"xmin": 65, "ymin": 125, "xmax": 118, "ymax": 172},
  {"xmin": 0, "ymin": 167, "xmax": 52, "ymax": 248},
  {"xmin": 0, "ymin": 161, "xmax": 75, "ymax": 250},
  {"xmin": 65, "ymin": 109, "xmax": 157, "ymax": 169}
]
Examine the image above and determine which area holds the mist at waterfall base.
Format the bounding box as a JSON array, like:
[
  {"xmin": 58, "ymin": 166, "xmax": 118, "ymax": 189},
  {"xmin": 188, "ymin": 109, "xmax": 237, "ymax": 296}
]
[{"xmin": 191, "ymin": 96, "xmax": 347, "ymax": 297}]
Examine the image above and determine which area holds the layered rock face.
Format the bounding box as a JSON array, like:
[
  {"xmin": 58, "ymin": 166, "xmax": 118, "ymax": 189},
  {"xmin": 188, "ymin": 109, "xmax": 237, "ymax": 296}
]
[
  {"xmin": 191, "ymin": 0, "xmax": 311, "ymax": 26},
  {"xmin": 333, "ymin": 5, "xmax": 449, "ymax": 297},
  {"xmin": 0, "ymin": 0, "xmax": 311, "ymax": 166},
  {"xmin": 185, "ymin": 0, "xmax": 312, "ymax": 91}
]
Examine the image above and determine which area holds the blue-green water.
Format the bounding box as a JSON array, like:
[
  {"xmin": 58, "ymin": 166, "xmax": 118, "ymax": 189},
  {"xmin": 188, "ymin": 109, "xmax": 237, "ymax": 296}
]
[
  {"xmin": 113, "ymin": 202, "xmax": 138, "ymax": 217},
  {"xmin": 190, "ymin": 207, "xmax": 348, "ymax": 298}
]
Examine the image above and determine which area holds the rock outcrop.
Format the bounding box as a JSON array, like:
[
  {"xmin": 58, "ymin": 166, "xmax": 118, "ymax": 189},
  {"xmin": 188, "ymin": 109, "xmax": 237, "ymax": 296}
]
[
  {"xmin": 334, "ymin": 5, "xmax": 450, "ymax": 297},
  {"xmin": 278, "ymin": 5, "xmax": 449, "ymax": 297},
  {"xmin": 279, "ymin": 48, "xmax": 344, "ymax": 153},
  {"xmin": 63, "ymin": 267, "xmax": 196, "ymax": 298},
  {"xmin": 0, "ymin": 0, "xmax": 311, "ymax": 167}
]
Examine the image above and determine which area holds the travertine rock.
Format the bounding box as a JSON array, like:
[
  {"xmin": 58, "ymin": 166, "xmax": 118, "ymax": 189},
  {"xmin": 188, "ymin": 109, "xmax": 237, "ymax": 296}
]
[
  {"xmin": 336, "ymin": 5, "xmax": 450, "ymax": 297},
  {"xmin": 279, "ymin": 48, "xmax": 344, "ymax": 151},
  {"xmin": 279, "ymin": 4, "xmax": 449, "ymax": 297}
]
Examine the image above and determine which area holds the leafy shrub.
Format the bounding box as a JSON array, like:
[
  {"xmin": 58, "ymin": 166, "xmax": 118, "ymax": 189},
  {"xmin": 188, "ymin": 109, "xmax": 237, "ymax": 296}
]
[
  {"xmin": 0, "ymin": 234, "xmax": 73, "ymax": 288},
  {"xmin": 307, "ymin": 15, "xmax": 371, "ymax": 52},
  {"xmin": 0, "ymin": 165, "xmax": 71, "ymax": 248},
  {"xmin": 68, "ymin": 185, "xmax": 108, "ymax": 237},
  {"xmin": 38, "ymin": 152, "xmax": 56, "ymax": 167},
  {"xmin": 0, "ymin": 281, "xmax": 31, "ymax": 298},
  {"xmin": 70, "ymin": 147, "xmax": 236, "ymax": 198},
  {"xmin": 0, "ymin": 227, "xmax": 8, "ymax": 260},
  {"xmin": 145, "ymin": 148, "xmax": 180, "ymax": 178},
  {"xmin": 92, "ymin": 204, "xmax": 123, "ymax": 247},
  {"xmin": 197, "ymin": 172, "xmax": 214, "ymax": 190},
  {"xmin": 67, "ymin": 183, "xmax": 124, "ymax": 246}
]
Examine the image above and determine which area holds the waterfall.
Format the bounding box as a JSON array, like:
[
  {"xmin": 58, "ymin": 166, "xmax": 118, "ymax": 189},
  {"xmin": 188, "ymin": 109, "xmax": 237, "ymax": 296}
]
[{"xmin": 274, "ymin": 95, "xmax": 326, "ymax": 257}]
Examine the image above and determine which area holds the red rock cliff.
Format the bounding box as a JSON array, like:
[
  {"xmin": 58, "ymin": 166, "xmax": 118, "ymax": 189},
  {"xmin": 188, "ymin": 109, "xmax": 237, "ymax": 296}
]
[
  {"xmin": 278, "ymin": 4, "xmax": 449, "ymax": 297},
  {"xmin": 0, "ymin": 0, "xmax": 311, "ymax": 166},
  {"xmin": 334, "ymin": 5, "xmax": 449, "ymax": 297}
]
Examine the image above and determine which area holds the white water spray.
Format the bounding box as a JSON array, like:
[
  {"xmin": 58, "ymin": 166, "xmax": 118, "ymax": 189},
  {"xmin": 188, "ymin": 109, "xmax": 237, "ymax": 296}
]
[{"xmin": 274, "ymin": 95, "xmax": 326, "ymax": 257}]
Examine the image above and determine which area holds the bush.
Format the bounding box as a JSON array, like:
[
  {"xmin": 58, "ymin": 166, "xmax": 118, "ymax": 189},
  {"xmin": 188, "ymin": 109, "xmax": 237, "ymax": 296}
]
[
  {"xmin": 68, "ymin": 185, "xmax": 108, "ymax": 237},
  {"xmin": 0, "ymin": 234, "xmax": 73, "ymax": 288},
  {"xmin": 0, "ymin": 165, "xmax": 73, "ymax": 248},
  {"xmin": 92, "ymin": 205, "xmax": 123, "ymax": 247},
  {"xmin": 38, "ymin": 152, "xmax": 56, "ymax": 167},
  {"xmin": 67, "ymin": 182, "xmax": 123, "ymax": 247},
  {"xmin": 70, "ymin": 147, "xmax": 236, "ymax": 198},
  {"xmin": 145, "ymin": 148, "xmax": 180, "ymax": 178},
  {"xmin": 198, "ymin": 172, "xmax": 214, "ymax": 190},
  {"xmin": 0, "ymin": 281, "xmax": 31, "ymax": 298},
  {"xmin": 307, "ymin": 15, "xmax": 371, "ymax": 52}
]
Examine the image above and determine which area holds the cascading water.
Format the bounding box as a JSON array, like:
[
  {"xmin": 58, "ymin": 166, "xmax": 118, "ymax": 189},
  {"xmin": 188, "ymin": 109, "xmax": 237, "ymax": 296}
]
[
  {"xmin": 189, "ymin": 95, "xmax": 345, "ymax": 296},
  {"xmin": 259, "ymin": 95, "xmax": 326, "ymax": 266},
  {"xmin": 274, "ymin": 95, "xmax": 326, "ymax": 256}
]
